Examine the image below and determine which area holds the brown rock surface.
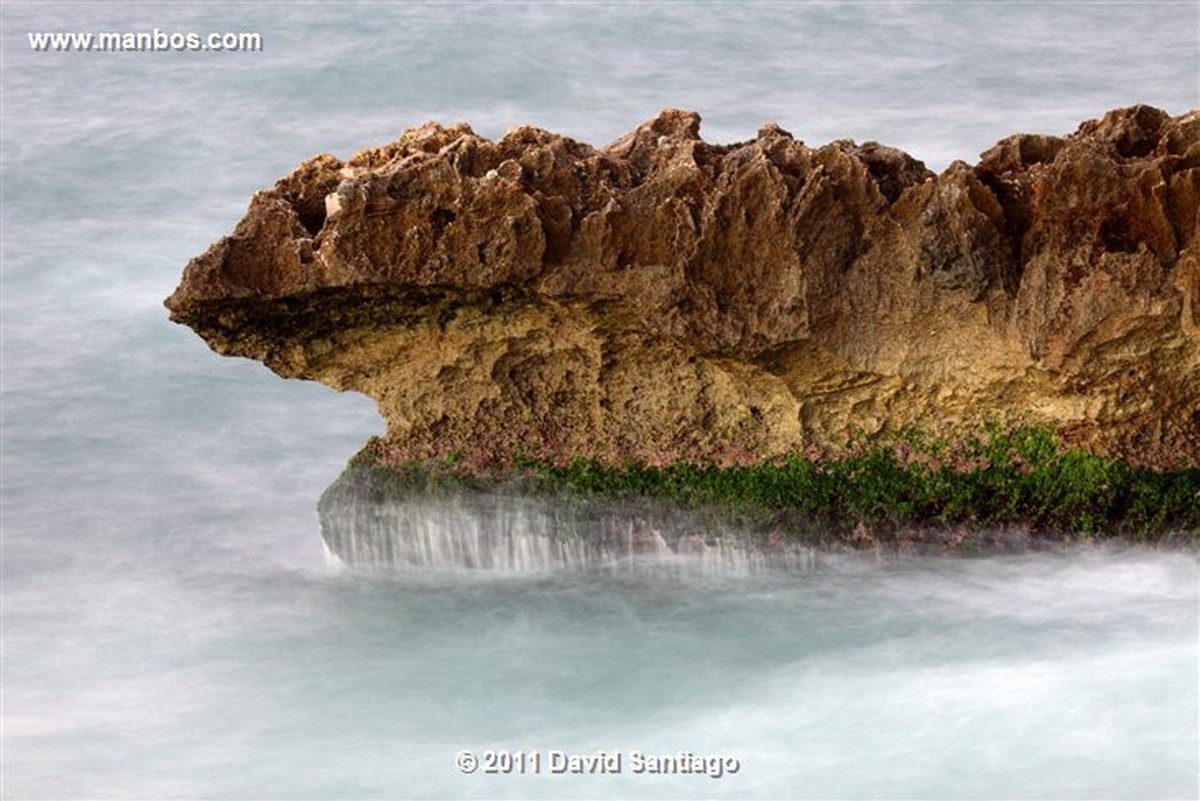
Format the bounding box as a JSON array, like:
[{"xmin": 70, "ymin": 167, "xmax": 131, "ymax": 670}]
[{"xmin": 166, "ymin": 106, "xmax": 1200, "ymax": 470}]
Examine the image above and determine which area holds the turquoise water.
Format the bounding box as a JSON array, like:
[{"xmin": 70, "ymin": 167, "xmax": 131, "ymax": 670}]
[{"xmin": 3, "ymin": 2, "xmax": 1197, "ymax": 798}]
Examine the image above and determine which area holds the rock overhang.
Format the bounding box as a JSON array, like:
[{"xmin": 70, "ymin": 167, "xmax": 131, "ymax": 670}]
[{"xmin": 166, "ymin": 105, "xmax": 1200, "ymax": 470}]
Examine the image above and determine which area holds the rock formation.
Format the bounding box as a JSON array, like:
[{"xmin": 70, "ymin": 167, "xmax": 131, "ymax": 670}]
[{"xmin": 166, "ymin": 105, "xmax": 1199, "ymax": 470}]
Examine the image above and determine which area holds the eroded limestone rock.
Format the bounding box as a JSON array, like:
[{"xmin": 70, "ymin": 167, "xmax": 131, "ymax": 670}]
[{"xmin": 166, "ymin": 106, "xmax": 1200, "ymax": 469}]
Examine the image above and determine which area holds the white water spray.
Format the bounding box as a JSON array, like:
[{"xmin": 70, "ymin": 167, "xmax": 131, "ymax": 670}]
[{"xmin": 320, "ymin": 489, "xmax": 818, "ymax": 575}]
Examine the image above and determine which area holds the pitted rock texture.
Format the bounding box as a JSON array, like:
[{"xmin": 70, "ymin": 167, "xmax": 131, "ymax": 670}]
[{"xmin": 166, "ymin": 106, "xmax": 1200, "ymax": 469}]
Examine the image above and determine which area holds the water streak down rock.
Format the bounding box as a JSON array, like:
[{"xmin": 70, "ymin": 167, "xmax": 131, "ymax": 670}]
[{"xmin": 167, "ymin": 106, "xmax": 1200, "ymax": 470}]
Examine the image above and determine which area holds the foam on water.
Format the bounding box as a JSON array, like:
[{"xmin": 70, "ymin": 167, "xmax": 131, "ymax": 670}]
[{"xmin": 11, "ymin": 547, "xmax": 1195, "ymax": 798}]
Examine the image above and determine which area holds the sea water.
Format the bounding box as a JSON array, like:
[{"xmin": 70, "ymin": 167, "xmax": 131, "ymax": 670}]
[{"xmin": 2, "ymin": 2, "xmax": 1197, "ymax": 798}]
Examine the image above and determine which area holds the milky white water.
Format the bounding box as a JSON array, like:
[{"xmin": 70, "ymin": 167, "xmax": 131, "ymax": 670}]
[{"xmin": 3, "ymin": 2, "xmax": 1197, "ymax": 797}]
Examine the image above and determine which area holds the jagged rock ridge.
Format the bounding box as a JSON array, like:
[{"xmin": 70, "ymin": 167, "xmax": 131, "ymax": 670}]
[{"xmin": 166, "ymin": 106, "xmax": 1200, "ymax": 469}]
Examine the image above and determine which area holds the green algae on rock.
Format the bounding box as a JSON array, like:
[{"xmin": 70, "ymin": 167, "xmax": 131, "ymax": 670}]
[{"xmin": 318, "ymin": 427, "xmax": 1197, "ymax": 569}]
